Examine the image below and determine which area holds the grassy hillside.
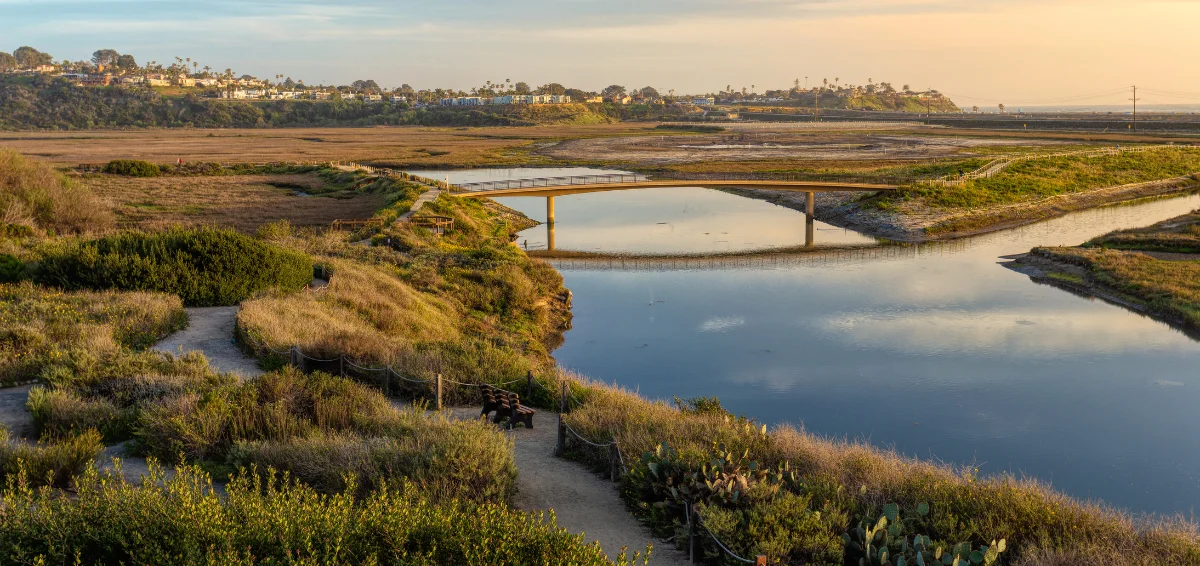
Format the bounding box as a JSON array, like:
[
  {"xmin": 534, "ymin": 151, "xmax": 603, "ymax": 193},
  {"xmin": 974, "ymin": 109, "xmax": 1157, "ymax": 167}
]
[{"xmin": 0, "ymin": 149, "xmax": 113, "ymax": 235}]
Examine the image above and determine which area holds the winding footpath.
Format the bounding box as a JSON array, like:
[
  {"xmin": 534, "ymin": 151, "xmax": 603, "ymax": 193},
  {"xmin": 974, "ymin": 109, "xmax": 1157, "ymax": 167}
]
[{"xmin": 149, "ymin": 305, "xmax": 687, "ymax": 564}]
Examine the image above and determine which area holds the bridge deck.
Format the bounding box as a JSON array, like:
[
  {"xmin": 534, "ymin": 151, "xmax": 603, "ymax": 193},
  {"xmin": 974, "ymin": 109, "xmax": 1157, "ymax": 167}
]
[{"xmin": 456, "ymin": 179, "xmax": 899, "ymax": 197}]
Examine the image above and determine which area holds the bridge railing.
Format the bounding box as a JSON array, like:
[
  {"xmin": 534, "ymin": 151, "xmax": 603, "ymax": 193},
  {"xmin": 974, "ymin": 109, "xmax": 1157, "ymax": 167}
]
[
  {"xmin": 453, "ymin": 173, "xmax": 649, "ymax": 193},
  {"xmin": 451, "ymin": 172, "xmax": 915, "ymax": 192},
  {"xmin": 653, "ymin": 172, "xmax": 914, "ymax": 186}
]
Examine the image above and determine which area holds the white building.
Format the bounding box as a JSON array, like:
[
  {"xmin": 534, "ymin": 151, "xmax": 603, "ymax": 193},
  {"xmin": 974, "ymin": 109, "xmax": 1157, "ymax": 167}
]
[
  {"xmin": 693, "ymin": 97, "xmax": 716, "ymax": 106},
  {"xmin": 311, "ymin": 91, "xmax": 331, "ymax": 100},
  {"xmin": 218, "ymin": 89, "xmax": 249, "ymax": 100},
  {"xmin": 364, "ymin": 93, "xmax": 383, "ymax": 103},
  {"xmin": 440, "ymin": 97, "xmax": 486, "ymax": 106},
  {"xmin": 492, "ymin": 95, "xmax": 533, "ymax": 105},
  {"xmin": 386, "ymin": 94, "xmax": 408, "ymax": 104}
]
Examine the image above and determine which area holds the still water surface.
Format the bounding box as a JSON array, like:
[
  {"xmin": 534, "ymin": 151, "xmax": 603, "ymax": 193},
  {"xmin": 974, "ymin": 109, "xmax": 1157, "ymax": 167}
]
[{"xmin": 413, "ymin": 167, "xmax": 1200, "ymax": 516}]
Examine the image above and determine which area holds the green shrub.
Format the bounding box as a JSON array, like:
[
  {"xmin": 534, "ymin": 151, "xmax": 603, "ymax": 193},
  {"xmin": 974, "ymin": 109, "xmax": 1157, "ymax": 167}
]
[
  {"xmin": 0, "ymin": 428, "xmax": 104, "ymax": 488},
  {"xmin": 35, "ymin": 227, "xmax": 313, "ymax": 306},
  {"xmin": 230, "ymin": 417, "xmax": 517, "ymax": 502},
  {"xmin": 0, "ymin": 465, "xmax": 641, "ymax": 565},
  {"xmin": 0, "ymin": 253, "xmax": 22, "ymax": 282},
  {"xmin": 27, "ymin": 386, "xmax": 121, "ymax": 441},
  {"xmin": 102, "ymin": 159, "xmax": 162, "ymax": 177}
]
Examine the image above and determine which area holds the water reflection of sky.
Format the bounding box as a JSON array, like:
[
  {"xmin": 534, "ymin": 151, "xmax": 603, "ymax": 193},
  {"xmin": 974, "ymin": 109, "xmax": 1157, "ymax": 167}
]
[{"xmin": 413, "ymin": 167, "xmax": 1200, "ymax": 517}]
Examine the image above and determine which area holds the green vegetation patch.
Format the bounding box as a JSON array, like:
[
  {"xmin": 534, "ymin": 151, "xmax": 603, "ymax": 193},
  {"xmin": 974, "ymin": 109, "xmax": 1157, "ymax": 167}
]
[
  {"xmin": 102, "ymin": 159, "xmax": 162, "ymax": 177},
  {"xmin": 0, "ymin": 466, "xmax": 631, "ymax": 565},
  {"xmin": 1085, "ymin": 209, "xmax": 1200, "ymax": 254},
  {"xmin": 874, "ymin": 147, "xmax": 1200, "ymax": 211},
  {"xmin": 34, "ymin": 227, "xmax": 313, "ymax": 307}
]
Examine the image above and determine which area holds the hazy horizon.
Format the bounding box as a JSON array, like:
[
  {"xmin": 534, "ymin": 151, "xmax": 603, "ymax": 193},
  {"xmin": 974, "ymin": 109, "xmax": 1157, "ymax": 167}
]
[{"xmin": 4, "ymin": 0, "xmax": 1200, "ymax": 108}]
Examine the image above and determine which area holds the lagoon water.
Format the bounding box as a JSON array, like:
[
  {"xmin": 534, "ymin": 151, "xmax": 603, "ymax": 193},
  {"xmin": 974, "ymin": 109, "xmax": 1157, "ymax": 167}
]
[{"xmin": 412, "ymin": 167, "xmax": 1200, "ymax": 517}]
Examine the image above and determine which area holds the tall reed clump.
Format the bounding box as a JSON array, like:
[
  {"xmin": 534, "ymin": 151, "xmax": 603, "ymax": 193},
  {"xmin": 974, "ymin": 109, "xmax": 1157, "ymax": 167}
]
[
  {"xmin": 562, "ymin": 379, "xmax": 1200, "ymax": 565},
  {"xmin": 0, "ymin": 282, "xmax": 186, "ymax": 386},
  {"xmin": 0, "ymin": 149, "xmax": 114, "ymax": 235},
  {"xmin": 0, "ymin": 465, "xmax": 644, "ymax": 565},
  {"xmin": 34, "ymin": 227, "xmax": 314, "ymax": 306}
]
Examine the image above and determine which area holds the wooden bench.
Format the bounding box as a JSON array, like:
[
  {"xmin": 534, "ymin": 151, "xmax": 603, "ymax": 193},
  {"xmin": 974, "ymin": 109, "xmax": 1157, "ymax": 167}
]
[{"xmin": 480, "ymin": 384, "xmax": 535, "ymax": 429}]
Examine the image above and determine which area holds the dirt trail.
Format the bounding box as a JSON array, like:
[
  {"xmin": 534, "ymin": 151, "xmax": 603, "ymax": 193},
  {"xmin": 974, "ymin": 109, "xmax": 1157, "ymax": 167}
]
[
  {"xmin": 153, "ymin": 307, "xmax": 263, "ymax": 377},
  {"xmin": 444, "ymin": 407, "xmax": 689, "ymax": 565}
]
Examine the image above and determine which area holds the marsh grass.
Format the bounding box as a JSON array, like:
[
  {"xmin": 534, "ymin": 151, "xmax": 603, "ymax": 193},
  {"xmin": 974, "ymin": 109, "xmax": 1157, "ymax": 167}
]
[{"xmin": 871, "ymin": 147, "xmax": 1200, "ymax": 211}]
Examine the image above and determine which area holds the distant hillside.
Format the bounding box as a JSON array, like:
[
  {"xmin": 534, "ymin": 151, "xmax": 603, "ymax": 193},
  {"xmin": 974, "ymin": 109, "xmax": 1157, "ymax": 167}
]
[
  {"xmin": 0, "ymin": 77, "xmax": 690, "ymax": 130},
  {"xmin": 737, "ymin": 91, "xmax": 960, "ymax": 114}
]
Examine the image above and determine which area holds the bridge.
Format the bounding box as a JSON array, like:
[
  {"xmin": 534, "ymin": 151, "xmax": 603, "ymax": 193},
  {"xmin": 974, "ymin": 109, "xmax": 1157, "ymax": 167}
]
[
  {"xmin": 451, "ymin": 173, "xmax": 900, "ymax": 198},
  {"xmin": 450, "ymin": 173, "xmax": 902, "ymax": 231}
]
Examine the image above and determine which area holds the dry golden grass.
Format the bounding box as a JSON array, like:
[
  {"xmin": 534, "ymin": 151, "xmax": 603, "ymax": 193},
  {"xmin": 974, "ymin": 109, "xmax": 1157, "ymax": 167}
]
[
  {"xmin": 82, "ymin": 173, "xmax": 387, "ymax": 233},
  {"xmin": 237, "ymin": 257, "xmax": 460, "ymax": 365},
  {"xmin": 0, "ymin": 282, "xmax": 186, "ymax": 385},
  {"xmin": 0, "ymin": 150, "xmax": 113, "ymax": 234},
  {"xmin": 0, "ymin": 125, "xmax": 655, "ymax": 168}
]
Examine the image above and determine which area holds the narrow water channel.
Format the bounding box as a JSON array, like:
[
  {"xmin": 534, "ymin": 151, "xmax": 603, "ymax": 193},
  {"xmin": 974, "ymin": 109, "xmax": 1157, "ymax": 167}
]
[{"xmin": 412, "ymin": 167, "xmax": 1200, "ymax": 517}]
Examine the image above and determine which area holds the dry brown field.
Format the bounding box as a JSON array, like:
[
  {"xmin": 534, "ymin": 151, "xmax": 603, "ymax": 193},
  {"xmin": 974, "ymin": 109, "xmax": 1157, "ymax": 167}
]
[
  {"xmin": 81, "ymin": 173, "xmax": 387, "ymax": 233},
  {"xmin": 0, "ymin": 124, "xmax": 654, "ymax": 168}
]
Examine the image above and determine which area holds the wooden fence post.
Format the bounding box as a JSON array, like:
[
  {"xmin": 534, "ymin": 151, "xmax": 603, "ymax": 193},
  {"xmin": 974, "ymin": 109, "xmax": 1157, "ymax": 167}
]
[
  {"xmin": 435, "ymin": 373, "xmax": 443, "ymax": 410},
  {"xmin": 556, "ymin": 413, "xmax": 566, "ymax": 457},
  {"xmin": 339, "ymin": 354, "xmax": 345, "ymax": 377},
  {"xmin": 609, "ymin": 444, "xmax": 620, "ymax": 482},
  {"xmin": 560, "ymin": 382, "xmax": 568, "ymax": 414},
  {"xmin": 689, "ymin": 506, "xmax": 700, "ymax": 564},
  {"xmin": 526, "ymin": 370, "xmax": 533, "ymax": 399},
  {"xmin": 755, "ymin": 556, "xmax": 768, "ymax": 566}
]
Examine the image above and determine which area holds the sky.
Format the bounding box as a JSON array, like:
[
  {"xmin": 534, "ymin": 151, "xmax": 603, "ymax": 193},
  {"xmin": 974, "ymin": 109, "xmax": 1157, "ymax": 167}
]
[{"xmin": 4, "ymin": 0, "xmax": 1200, "ymax": 107}]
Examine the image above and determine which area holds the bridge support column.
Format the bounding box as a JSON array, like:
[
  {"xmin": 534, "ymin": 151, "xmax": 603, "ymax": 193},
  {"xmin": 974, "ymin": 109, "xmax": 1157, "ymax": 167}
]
[
  {"xmin": 805, "ymin": 191, "xmax": 815, "ymax": 217},
  {"xmin": 806, "ymin": 217, "xmax": 815, "ymax": 248},
  {"xmin": 547, "ymin": 222, "xmax": 556, "ymax": 251},
  {"xmin": 546, "ymin": 196, "xmax": 556, "ymax": 224}
]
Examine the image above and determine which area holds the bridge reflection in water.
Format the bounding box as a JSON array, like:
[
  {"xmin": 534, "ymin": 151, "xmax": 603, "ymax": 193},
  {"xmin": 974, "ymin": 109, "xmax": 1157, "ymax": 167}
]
[
  {"xmin": 457, "ymin": 172, "xmax": 898, "ymax": 254},
  {"xmin": 540, "ymin": 204, "xmax": 819, "ymax": 251},
  {"xmin": 530, "ymin": 238, "xmax": 975, "ymax": 272}
]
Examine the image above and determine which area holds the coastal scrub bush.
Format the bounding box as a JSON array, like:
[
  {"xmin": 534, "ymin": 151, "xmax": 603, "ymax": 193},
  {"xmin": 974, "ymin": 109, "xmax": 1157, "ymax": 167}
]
[
  {"xmin": 0, "ymin": 427, "xmax": 104, "ymax": 488},
  {"xmin": 0, "ymin": 253, "xmax": 22, "ymax": 282},
  {"xmin": 0, "ymin": 464, "xmax": 641, "ymax": 565},
  {"xmin": 229, "ymin": 416, "xmax": 516, "ymax": 502},
  {"xmin": 0, "ymin": 149, "xmax": 113, "ymax": 234},
  {"xmin": 0, "ymin": 282, "xmax": 186, "ymax": 385},
  {"xmin": 136, "ymin": 368, "xmax": 518, "ymax": 500},
  {"xmin": 102, "ymin": 159, "xmax": 162, "ymax": 177},
  {"xmin": 34, "ymin": 227, "xmax": 313, "ymax": 306}
]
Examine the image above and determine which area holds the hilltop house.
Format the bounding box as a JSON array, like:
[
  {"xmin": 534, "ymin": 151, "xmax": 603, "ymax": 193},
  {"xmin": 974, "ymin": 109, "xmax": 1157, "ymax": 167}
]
[
  {"xmin": 440, "ymin": 97, "xmax": 486, "ymax": 106},
  {"xmin": 364, "ymin": 93, "xmax": 383, "ymax": 103}
]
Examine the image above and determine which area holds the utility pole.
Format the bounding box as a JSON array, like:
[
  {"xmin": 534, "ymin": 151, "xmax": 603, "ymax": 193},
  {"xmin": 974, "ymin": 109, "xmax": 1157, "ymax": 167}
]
[
  {"xmin": 814, "ymin": 87, "xmax": 821, "ymax": 122},
  {"xmin": 1130, "ymin": 85, "xmax": 1140, "ymax": 132}
]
